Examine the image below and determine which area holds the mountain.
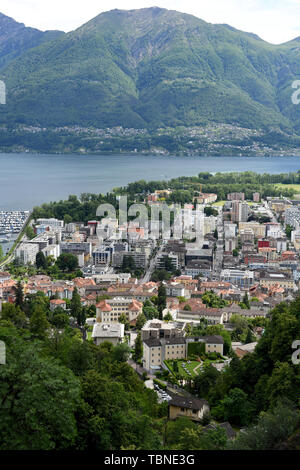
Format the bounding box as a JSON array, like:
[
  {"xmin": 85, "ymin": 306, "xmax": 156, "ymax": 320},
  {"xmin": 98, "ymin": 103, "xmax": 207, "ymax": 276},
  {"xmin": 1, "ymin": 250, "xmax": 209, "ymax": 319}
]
[
  {"xmin": 0, "ymin": 12, "xmax": 64, "ymax": 69},
  {"xmin": 0, "ymin": 7, "xmax": 300, "ymax": 134}
]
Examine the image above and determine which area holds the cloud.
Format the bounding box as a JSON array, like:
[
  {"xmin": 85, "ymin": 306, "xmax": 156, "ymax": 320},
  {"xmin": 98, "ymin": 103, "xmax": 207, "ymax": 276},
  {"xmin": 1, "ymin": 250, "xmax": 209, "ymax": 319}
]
[{"xmin": 0, "ymin": 0, "xmax": 299, "ymax": 44}]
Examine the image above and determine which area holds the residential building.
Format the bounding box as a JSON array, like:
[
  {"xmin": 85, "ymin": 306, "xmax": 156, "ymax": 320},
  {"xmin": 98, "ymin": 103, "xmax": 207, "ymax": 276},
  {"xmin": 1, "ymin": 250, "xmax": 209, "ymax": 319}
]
[
  {"xmin": 143, "ymin": 337, "xmax": 187, "ymax": 371},
  {"xmin": 141, "ymin": 319, "xmax": 186, "ymax": 341},
  {"xmin": 16, "ymin": 243, "xmax": 39, "ymax": 265},
  {"xmin": 239, "ymin": 222, "xmax": 266, "ymax": 238},
  {"xmin": 92, "ymin": 322, "xmax": 124, "ymax": 346},
  {"xmin": 220, "ymin": 269, "xmax": 254, "ymax": 288},
  {"xmin": 227, "ymin": 192, "xmax": 245, "ymax": 201},
  {"xmin": 96, "ymin": 297, "xmax": 143, "ymax": 324},
  {"xmin": 168, "ymin": 396, "xmax": 210, "ymax": 422}
]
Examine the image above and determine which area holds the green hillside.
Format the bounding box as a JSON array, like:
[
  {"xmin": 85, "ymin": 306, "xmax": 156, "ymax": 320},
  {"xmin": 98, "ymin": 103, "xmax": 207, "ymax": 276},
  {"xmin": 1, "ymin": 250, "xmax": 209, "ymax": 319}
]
[
  {"xmin": 0, "ymin": 7, "xmax": 300, "ymax": 133},
  {"xmin": 0, "ymin": 12, "xmax": 63, "ymax": 69}
]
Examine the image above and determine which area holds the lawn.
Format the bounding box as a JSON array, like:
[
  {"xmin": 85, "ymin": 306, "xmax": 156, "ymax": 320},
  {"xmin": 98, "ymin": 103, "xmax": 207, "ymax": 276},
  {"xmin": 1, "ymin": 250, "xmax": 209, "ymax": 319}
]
[
  {"xmin": 212, "ymin": 200, "xmax": 226, "ymax": 206},
  {"xmin": 274, "ymin": 183, "xmax": 300, "ymax": 195},
  {"xmin": 164, "ymin": 359, "xmax": 202, "ymax": 379},
  {"xmin": 86, "ymin": 331, "xmax": 92, "ymax": 340}
]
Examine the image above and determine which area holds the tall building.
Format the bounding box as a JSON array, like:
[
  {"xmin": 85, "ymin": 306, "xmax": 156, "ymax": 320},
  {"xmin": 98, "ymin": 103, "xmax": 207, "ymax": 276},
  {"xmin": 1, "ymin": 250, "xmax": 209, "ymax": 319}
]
[{"xmin": 231, "ymin": 201, "xmax": 249, "ymax": 222}]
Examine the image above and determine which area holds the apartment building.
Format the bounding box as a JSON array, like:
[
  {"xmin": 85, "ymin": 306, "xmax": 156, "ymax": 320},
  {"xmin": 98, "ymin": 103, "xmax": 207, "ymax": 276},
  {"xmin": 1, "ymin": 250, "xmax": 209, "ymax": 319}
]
[
  {"xmin": 96, "ymin": 297, "xmax": 143, "ymax": 323},
  {"xmin": 16, "ymin": 243, "xmax": 39, "ymax": 265},
  {"xmin": 220, "ymin": 269, "xmax": 254, "ymax": 288},
  {"xmin": 227, "ymin": 192, "xmax": 245, "ymax": 201},
  {"xmin": 143, "ymin": 337, "xmax": 187, "ymax": 371},
  {"xmin": 239, "ymin": 222, "xmax": 266, "ymax": 238}
]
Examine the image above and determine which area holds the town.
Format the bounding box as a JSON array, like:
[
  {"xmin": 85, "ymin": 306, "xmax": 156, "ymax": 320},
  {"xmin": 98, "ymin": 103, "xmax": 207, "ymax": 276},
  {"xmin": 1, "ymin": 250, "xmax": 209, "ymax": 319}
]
[{"xmin": 1, "ymin": 177, "xmax": 300, "ymax": 449}]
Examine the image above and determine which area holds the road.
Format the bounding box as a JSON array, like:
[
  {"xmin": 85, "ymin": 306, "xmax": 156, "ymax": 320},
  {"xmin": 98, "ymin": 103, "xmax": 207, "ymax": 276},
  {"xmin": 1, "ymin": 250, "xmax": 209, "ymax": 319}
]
[
  {"xmin": 140, "ymin": 241, "xmax": 165, "ymax": 284},
  {"xmin": 213, "ymin": 207, "xmax": 224, "ymax": 277}
]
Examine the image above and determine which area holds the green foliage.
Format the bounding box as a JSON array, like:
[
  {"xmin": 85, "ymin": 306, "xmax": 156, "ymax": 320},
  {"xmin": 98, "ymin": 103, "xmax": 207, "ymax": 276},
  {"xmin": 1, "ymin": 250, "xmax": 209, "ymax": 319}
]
[
  {"xmin": 202, "ymin": 290, "xmax": 228, "ymax": 308},
  {"xmin": 70, "ymin": 287, "xmax": 83, "ymax": 326},
  {"xmin": 112, "ymin": 343, "xmax": 131, "ymax": 363},
  {"xmin": 157, "ymin": 282, "xmax": 167, "ymax": 320},
  {"xmin": 183, "ymin": 304, "xmax": 192, "ymax": 311},
  {"xmin": 0, "ymin": 329, "xmax": 80, "ymax": 450},
  {"xmin": 133, "ymin": 332, "xmax": 143, "ymax": 362},
  {"xmin": 0, "ymin": 318, "xmax": 166, "ymax": 450},
  {"xmin": 136, "ymin": 313, "xmax": 147, "ymax": 330},
  {"xmin": 228, "ymin": 401, "xmax": 300, "ymax": 450},
  {"xmin": 2, "ymin": 8, "xmax": 300, "ymax": 138},
  {"xmin": 143, "ymin": 299, "xmax": 159, "ymax": 320},
  {"xmin": 187, "ymin": 341, "xmax": 205, "ymax": 356},
  {"xmin": 56, "ymin": 253, "xmax": 79, "ymax": 272},
  {"xmin": 25, "ymin": 225, "xmax": 35, "ymax": 240},
  {"xmin": 29, "ymin": 304, "xmax": 50, "ymax": 339},
  {"xmin": 212, "ymin": 388, "xmax": 255, "ymax": 426},
  {"xmin": 163, "ymin": 312, "xmax": 173, "ymax": 321}
]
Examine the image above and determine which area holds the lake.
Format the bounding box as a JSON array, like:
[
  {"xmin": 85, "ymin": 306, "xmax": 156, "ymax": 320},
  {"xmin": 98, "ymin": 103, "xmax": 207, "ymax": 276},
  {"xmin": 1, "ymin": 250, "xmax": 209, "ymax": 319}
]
[{"xmin": 1, "ymin": 153, "xmax": 300, "ymax": 211}]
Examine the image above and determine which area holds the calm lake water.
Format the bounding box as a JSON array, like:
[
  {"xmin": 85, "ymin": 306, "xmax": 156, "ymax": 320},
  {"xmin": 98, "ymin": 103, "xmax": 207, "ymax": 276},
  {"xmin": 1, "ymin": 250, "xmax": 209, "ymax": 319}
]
[{"xmin": 1, "ymin": 153, "xmax": 300, "ymax": 211}]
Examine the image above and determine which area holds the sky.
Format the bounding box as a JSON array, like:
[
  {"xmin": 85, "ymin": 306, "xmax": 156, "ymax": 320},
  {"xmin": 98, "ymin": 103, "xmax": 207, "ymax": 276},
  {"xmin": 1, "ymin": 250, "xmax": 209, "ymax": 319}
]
[{"xmin": 1, "ymin": 0, "xmax": 300, "ymax": 44}]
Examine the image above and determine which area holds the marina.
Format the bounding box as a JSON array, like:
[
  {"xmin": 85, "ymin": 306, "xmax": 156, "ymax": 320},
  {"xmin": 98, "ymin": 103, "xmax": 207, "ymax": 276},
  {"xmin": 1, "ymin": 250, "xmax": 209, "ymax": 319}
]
[{"xmin": 0, "ymin": 210, "xmax": 30, "ymax": 235}]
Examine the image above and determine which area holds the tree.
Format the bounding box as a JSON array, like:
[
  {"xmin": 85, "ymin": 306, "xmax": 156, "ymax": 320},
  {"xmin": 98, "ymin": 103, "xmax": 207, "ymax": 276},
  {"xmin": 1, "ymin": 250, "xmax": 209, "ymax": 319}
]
[
  {"xmin": 229, "ymin": 401, "xmax": 300, "ymax": 450},
  {"xmin": 213, "ymin": 388, "xmax": 254, "ymax": 427},
  {"xmin": 30, "ymin": 305, "xmax": 50, "ymax": 339},
  {"xmin": 266, "ymin": 362, "xmax": 298, "ymax": 406},
  {"xmin": 122, "ymin": 255, "xmax": 136, "ymax": 273},
  {"xmin": 245, "ymin": 328, "xmax": 254, "ymax": 344},
  {"xmin": 157, "ymin": 282, "xmax": 166, "ymax": 320},
  {"xmin": 151, "ymin": 269, "xmax": 172, "ymax": 282},
  {"xmin": 113, "ymin": 343, "xmax": 131, "ymax": 362},
  {"xmin": 56, "ymin": 253, "xmax": 78, "ymax": 272},
  {"xmin": 25, "ymin": 225, "xmax": 35, "ymax": 240},
  {"xmin": 77, "ymin": 305, "xmax": 87, "ymax": 327},
  {"xmin": 133, "ymin": 332, "xmax": 143, "ymax": 362},
  {"xmin": 204, "ymin": 206, "xmax": 218, "ymax": 217},
  {"xmin": 183, "ymin": 304, "xmax": 192, "ymax": 311},
  {"xmin": 285, "ymin": 224, "xmax": 293, "ymax": 239},
  {"xmin": 70, "ymin": 287, "xmax": 82, "ymax": 324},
  {"xmin": 36, "ymin": 251, "xmax": 47, "ymax": 270},
  {"xmin": 1, "ymin": 303, "xmax": 27, "ymax": 328},
  {"xmin": 119, "ymin": 313, "xmax": 130, "ymax": 330},
  {"xmin": 64, "ymin": 214, "xmax": 73, "ymax": 224},
  {"xmin": 193, "ymin": 365, "xmax": 220, "ymax": 399},
  {"xmin": 136, "ymin": 313, "xmax": 147, "ymax": 330},
  {"xmin": 143, "ymin": 301, "xmax": 159, "ymax": 320},
  {"xmin": 14, "ymin": 280, "xmax": 24, "ymax": 309},
  {"xmin": 242, "ymin": 292, "xmax": 250, "ymax": 309},
  {"xmin": 0, "ymin": 333, "xmax": 80, "ymax": 450},
  {"xmin": 52, "ymin": 313, "xmax": 70, "ymax": 329},
  {"xmin": 163, "ymin": 312, "xmax": 173, "ymax": 321}
]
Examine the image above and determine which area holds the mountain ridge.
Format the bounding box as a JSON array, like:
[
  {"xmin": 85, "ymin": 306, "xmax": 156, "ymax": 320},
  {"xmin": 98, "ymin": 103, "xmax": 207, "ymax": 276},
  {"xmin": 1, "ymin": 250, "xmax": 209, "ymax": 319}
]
[
  {"xmin": 0, "ymin": 12, "xmax": 64, "ymax": 69},
  {"xmin": 0, "ymin": 7, "xmax": 300, "ymax": 136}
]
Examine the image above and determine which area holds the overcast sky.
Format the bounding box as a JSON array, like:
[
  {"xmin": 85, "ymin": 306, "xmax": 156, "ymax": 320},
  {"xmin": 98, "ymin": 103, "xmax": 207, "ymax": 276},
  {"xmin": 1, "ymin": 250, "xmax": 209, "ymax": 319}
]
[{"xmin": 1, "ymin": 0, "xmax": 300, "ymax": 44}]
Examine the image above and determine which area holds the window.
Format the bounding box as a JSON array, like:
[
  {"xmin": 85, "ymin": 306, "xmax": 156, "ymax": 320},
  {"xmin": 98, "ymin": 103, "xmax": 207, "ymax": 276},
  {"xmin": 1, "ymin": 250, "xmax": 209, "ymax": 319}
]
[{"xmin": 180, "ymin": 408, "xmax": 185, "ymax": 412}]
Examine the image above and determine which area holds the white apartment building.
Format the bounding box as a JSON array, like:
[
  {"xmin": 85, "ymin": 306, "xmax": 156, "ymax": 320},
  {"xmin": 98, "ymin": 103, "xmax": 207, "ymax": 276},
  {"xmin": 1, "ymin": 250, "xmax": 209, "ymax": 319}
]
[
  {"xmin": 16, "ymin": 243, "xmax": 39, "ymax": 265},
  {"xmin": 220, "ymin": 269, "xmax": 254, "ymax": 288}
]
